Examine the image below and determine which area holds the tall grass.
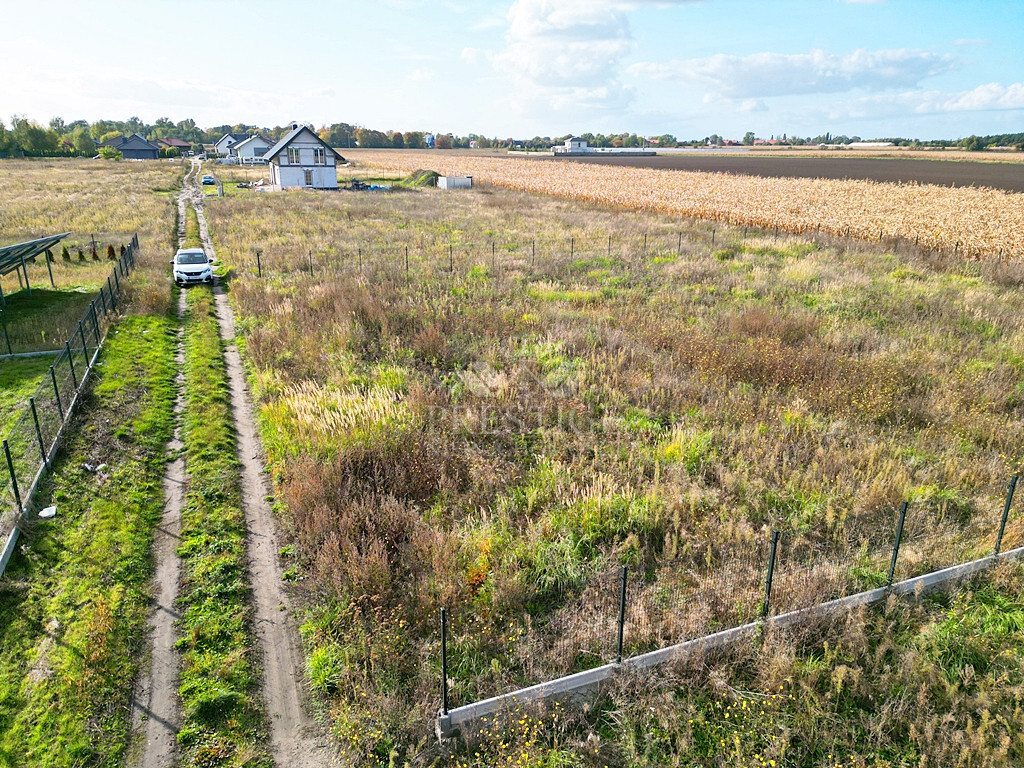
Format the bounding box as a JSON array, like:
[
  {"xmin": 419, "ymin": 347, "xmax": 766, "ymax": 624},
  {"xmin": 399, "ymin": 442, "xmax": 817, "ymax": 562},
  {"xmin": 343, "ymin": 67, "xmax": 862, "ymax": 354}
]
[{"xmin": 206, "ymin": 178, "xmax": 1024, "ymax": 763}]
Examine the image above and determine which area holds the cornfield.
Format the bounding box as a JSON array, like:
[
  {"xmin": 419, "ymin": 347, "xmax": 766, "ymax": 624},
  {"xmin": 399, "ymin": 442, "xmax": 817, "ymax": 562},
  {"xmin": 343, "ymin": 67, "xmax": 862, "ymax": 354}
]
[{"xmin": 354, "ymin": 151, "xmax": 1024, "ymax": 259}]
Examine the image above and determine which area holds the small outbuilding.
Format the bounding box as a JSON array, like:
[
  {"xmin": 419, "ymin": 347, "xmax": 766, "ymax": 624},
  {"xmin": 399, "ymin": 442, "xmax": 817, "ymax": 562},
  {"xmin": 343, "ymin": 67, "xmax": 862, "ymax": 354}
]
[
  {"xmin": 438, "ymin": 176, "xmax": 473, "ymax": 190},
  {"xmin": 265, "ymin": 122, "xmax": 346, "ymax": 190}
]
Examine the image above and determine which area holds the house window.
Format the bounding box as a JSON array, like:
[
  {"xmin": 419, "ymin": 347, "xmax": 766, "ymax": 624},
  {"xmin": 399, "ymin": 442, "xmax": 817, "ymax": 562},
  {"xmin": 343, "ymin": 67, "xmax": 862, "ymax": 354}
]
[
  {"xmin": 313, "ymin": 147, "xmax": 325, "ymax": 165},
  {"xmin": 304, "ymin": 169, "xmax": 313, "ymax": 186},
  {"xmin": 288, "ymin": 147, "xmax": 301, "ymax": 164}
]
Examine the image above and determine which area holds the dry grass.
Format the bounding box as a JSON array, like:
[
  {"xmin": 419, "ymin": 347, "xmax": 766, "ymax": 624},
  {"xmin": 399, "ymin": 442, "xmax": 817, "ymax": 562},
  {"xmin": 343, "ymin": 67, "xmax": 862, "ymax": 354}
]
[
  {"xmin": 352, "ymin": 149, "xmax": 1024, "ymax": 259},
  {"xmin": 204, "ymin": 179, "xmax": 1024, "ymax": 764}
]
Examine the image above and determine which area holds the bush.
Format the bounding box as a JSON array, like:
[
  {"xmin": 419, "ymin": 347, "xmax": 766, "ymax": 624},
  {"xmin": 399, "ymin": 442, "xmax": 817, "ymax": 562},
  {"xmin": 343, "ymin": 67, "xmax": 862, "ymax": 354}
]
[
  {"xmin": 77, "ymin": 249, "xmax": 85, "ymax": 261},
  {"xmin": 97, "ymin": 146, "xmax": 121, "ymax": 160},
  {"xmin": 61, "ymin": 245, "xmax": 70, "ymax": 261},
  {"xmin": 107, "ymin": 244, "xmax": 115, "ymax": 260}
]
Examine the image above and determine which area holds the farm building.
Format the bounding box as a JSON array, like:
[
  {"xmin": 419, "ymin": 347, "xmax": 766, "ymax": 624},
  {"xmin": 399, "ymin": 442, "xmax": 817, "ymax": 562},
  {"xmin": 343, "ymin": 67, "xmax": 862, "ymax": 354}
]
[
  {"xmin": 265, "ymin": 122, "xmax": 346, "ymax": 190},
  {"xmin": 214, "ymin": 133, "xmax": 245, "ymax": 156},
  {"xmin": 438, "ymin": 176, "xmax": 472, "ymax": 190},
  {"xmin": 232, "ymin": 134, "xmax": 272, "ymax": 162},
  {"xmin": 99, "ymin": 134, "xmax": 162, "ymax": 160}
]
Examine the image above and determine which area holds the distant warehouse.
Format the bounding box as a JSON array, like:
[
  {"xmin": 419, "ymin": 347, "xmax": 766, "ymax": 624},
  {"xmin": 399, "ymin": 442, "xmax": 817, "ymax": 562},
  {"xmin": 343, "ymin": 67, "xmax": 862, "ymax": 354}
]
[{"xmin": 438, "ymin": 176, "xmax": 472, "ymax": 190}]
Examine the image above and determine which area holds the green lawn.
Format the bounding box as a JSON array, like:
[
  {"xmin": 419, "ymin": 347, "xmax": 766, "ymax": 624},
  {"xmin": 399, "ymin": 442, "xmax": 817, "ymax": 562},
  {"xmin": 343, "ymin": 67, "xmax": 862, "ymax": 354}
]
[
  {"xmin": 0, "ymin": 288, "xmax": 102, "ymax": 353},
  {"xmin": 0, "ymin": 356, "xmax": 56, "ymax": 436},
  {"xmin": 0, "ymin": 313, "xmax": 177, "ymax": 767}
]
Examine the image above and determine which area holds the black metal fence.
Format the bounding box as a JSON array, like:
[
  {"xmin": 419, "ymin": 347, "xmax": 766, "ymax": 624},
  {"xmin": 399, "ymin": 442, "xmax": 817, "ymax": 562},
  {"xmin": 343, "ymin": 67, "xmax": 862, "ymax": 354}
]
[
  {"xmin": 438, "ymin": 474, "xmax": 1020, "ymax": 713},
  {"xmin": 0, "ymin": 234, "xmax": 139, "ymax": 561},
  {"xmin": 241, "ymin": 220, "xmax": 1012, "ymax": 286}
]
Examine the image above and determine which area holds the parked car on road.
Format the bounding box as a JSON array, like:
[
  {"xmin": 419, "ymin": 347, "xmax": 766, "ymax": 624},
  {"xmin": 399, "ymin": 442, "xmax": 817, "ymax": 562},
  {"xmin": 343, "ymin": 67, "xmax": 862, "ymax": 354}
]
[
  {"xmin": 201, "ymin": 174, "xmax": 215, "ymax": 185},
  {"xmin": 171, "ymin": 248, "xmax": 213, "ymax": 286}
]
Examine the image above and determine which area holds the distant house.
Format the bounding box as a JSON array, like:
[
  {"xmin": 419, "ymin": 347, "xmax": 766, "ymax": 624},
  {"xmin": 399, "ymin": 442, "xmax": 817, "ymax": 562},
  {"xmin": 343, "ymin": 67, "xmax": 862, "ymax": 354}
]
[
  {"xmin": 214, "ymin": 133, "xmax": 245, "ymax": 157},
  {"xmin": 99, "ymin": 134, "xmax": 162, "ymax": 160},
  {"xmin": 265, "ymin": 122, "xmax": 346, "ymax": 189},
  {"xmin": 232, "ymin": 134, "xmax": 273, "ymax": 163},
  {"xmin": 157, "ymin": 137, "xmax": 192, "ymax": 153}
]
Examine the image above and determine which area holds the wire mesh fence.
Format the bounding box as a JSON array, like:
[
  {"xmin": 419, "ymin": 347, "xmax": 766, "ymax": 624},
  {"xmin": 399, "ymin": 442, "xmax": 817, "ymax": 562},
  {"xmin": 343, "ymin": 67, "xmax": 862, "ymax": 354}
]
[
  {"xmin": 442, "ymin": 472, "xmax": 1021, "ymax": 712},
  {"xmin": 0, "ymin": 234, "xmax": 138, "ymax": 565}
]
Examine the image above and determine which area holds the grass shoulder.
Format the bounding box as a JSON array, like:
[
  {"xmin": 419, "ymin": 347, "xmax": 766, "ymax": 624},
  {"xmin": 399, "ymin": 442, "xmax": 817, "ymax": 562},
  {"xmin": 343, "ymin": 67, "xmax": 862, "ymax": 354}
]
[
  {"xmin": 175, "ymin": 285, "xmax": 271, "ymax": 765},
  {"xmin": 0, "ymin": 312, "xmax": 177, "ymax": 766}
]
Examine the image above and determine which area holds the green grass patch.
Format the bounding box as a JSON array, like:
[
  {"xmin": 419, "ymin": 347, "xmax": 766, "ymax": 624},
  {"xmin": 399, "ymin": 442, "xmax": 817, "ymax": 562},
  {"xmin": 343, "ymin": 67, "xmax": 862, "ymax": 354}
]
[
  {"xmin": 175, "ymin": 286, "xmax": 271, "ymax": 765},
  {"xmin": 0, "ymin": 356, "xmax": 55, "ymax": 435},
  {"xmin": 1, "ymin": 288, "xmax": 100, "ymax": 352},
  {"xmin": 0, "ymin": 313, "xmax": 177, "ymax": 766}
]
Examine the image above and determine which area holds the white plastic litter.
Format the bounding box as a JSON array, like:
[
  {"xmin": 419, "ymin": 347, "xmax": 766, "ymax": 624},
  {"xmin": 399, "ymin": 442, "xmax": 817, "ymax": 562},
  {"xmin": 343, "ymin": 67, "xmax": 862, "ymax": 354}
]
[{"xmin": 38, "ymin": 506, "xmax": 56, "ymax": 519}]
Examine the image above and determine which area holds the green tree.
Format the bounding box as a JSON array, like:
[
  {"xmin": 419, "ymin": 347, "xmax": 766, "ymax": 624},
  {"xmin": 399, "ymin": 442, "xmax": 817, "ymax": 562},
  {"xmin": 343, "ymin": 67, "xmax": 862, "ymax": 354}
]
[
  {"xmin": 390, "ymin": 131, "xmax": 405, "ymax": 148},
  {"xmin": 403, "ymin": 131, "xmax": 424, "ymax": 149},
  {"xmin": 742, "ymin": 131, "xmax": 755, "ymax": 145},
  {"xmin": 97, "ymin": 146, "xmax": 122, "ymax": 160},
  {"xmin": 72, "ymin": 128, "xmax": 95, "ymax": 156}
]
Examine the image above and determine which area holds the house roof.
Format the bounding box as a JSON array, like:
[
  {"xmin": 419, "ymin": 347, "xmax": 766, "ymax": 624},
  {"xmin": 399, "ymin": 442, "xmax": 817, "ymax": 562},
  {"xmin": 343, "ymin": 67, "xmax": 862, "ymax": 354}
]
[
  {"xmin": 101, "ymin": 134, "xmax": 161, "ymax": 151},
  {"xmin": 264, "ymin": 124, "xmax": 346, "ymax": 163},
  {"xmin": 215, "ymin": 133, "xmax": 245, "ymax": 146},
  {"xmin": 158, "ymin": 137, "xmax": 192, "ymax": 148},
  {"xmin": 233, "ymin": 134, "xmax": 271, "ymax": 150}
]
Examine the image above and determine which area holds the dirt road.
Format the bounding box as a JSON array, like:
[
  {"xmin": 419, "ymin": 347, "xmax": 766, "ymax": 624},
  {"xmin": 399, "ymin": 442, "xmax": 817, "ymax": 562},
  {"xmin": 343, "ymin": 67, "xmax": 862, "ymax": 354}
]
[{"xmin": 191, "ymin": 161, "xmax": 333, "ymax": 766}]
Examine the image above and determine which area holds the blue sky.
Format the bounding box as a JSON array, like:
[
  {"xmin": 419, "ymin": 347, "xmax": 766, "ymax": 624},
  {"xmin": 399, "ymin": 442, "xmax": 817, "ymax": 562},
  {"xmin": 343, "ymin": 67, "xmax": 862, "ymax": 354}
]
[{"xmin": 1, "ymin": 0, "xmax": 1021, "ymax": 140}]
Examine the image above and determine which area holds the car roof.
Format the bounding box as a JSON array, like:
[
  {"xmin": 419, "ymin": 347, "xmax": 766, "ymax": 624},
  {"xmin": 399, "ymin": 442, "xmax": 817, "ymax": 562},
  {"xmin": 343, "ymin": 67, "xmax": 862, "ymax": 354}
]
[{"xmin": 175, "ymin": 248, "xmax": 207, "ymax": 256}]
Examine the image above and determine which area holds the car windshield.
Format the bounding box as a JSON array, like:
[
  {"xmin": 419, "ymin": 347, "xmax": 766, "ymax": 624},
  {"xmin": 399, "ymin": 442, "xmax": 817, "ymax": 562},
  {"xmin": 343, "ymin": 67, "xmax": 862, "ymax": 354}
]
[{"xmin": 177, "ymin": 252, "xmax": 207, "ymax": 265}]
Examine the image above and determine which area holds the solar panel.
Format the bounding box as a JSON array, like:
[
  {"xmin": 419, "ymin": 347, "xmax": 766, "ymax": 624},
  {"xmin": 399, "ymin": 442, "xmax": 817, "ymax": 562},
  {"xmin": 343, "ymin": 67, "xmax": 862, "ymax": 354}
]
[{"xmin": 0, "ymin": 232, "xmax": 71, "ymax": 304}]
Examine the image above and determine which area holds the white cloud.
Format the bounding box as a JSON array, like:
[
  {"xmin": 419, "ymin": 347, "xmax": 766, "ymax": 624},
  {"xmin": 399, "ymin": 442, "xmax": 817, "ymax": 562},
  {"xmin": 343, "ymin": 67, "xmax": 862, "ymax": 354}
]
[
  {"xmin": 489, "ymin": 0, "xmax": 639, "ymax": 115},
  {"xmin": 630, "ymin": 48, "xmax": 955, "ymax": 99}
]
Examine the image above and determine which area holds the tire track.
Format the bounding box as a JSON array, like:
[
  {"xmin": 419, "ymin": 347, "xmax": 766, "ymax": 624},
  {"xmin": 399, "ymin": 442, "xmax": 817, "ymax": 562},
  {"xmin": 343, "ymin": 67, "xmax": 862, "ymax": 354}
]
[{"xmin": 190, "ymin": 161, "xmax": 333, "ymax": 766}]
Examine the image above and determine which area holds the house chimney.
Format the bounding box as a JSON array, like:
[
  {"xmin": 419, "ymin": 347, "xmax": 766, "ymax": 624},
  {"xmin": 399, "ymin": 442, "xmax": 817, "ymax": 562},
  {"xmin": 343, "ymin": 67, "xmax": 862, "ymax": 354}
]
[{"xmin": 291, "ymin": 122, "xmax": 300, "ymax": 131}]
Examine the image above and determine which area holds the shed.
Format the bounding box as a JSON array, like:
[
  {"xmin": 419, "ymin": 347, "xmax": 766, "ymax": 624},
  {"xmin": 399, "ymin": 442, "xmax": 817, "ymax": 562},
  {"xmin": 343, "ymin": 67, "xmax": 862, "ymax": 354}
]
[{"xmin": 438, "ymin": 176, "xmax": 473, "ymax": 190}]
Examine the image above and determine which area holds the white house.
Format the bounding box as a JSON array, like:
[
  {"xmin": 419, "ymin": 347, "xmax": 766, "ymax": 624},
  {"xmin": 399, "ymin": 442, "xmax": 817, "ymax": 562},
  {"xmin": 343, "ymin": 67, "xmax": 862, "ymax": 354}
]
[
  {"xmin": 233, "ymin": 134, "xmax": 273, "ymax": 163},
  {"xmin": 553, "ymin": 137, "xmax": 591, "ymax": 154},
  {"xmin": 265, "ymin": 122, "xmax": 346, "ymax": 190},
  {"xmin": 214, "ymin": 133, "xmax": 244, "ymax": 156}
]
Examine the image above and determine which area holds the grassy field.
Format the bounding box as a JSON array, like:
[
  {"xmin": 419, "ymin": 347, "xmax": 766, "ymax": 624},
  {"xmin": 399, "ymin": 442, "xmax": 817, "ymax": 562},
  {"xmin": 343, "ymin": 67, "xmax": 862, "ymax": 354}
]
[
  {"xmin": 0, "ymin": 356, "xmax": 55, "ymax": 434},
  {"xmin": 353, "ymin": 149, "xmax": 1024, "ymax": 259},
  {"xmin": 205, "ymin": 179, "xmax": 1024, "ymax": 764},
  {"xmin": 0, "ymin": 309, "xmax": 177, "ymax": 767},
  {"xmin": 0, "ymin": 158, "xmax": 182, "ymax": 352}
]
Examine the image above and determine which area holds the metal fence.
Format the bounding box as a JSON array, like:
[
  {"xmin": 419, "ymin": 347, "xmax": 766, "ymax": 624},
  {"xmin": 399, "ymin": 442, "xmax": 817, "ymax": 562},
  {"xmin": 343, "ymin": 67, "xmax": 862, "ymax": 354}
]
[
  {"xmin": 0, "ymin": 233, "xmax": 139, "ymax": 575},
  {"xmin": 239, "ymin": 219, "xmax": 1014, "ymax": 285},
  {"xmin": 439, "ymin": 474, "xmax": 1021, "ymax": 715}
]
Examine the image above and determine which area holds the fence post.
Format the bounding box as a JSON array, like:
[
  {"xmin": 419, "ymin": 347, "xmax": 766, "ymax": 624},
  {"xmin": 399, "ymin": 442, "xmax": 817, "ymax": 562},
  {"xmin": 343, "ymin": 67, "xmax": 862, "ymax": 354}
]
[
  {"xmin": 711, "ymin": 229, "xmax": 716, "ymax": 247},
  {"xmin": 98, "ymin": 285, "xmax": 108, "ymax": 315},
  {"xmin": 569, "ymin": 238, "xmax": 574, "ymax": 260},
  {"xmin": 107, "ymin": 276, "xmax": 117, "ymax": 312},
  {"xmin": 78, "ymin": 320, "xmax": 89, "ymax": 362},
  {"xmin": 761, "ymin": 530, "xmax": 780, "ymax": 619},
  {"xmin": 994, "ymin": 475, "xmax": 1019, "ymax": 555},
  {"xmin": 65, "ymin": 342, "xmax": 78, "ymax": 390},
  {"xmin": 449, "ymin": 243, "xmax": 453, "ymax": 273},
  {"xmin": 608, "ymin": 235, "xmax": 612, "ymax": 258},
  {"xmin": 29, "ymin": 397, "xmax": 48, "ymax": 472},
  {"xmin": 0, "ymin": 311, "xmax": 11, "ymax": 355},
  {"xmin": 405, "ymin": 246, "xmax": 409, "ymax": 277},
  {"xmin": 531, "ymin": 238, "xmax": 535, "ymax": 267},
  {"xmin": 90, "ymin": 301, "xmax": 101, "ymax": 346},
  {"xmin": 887, "ymin": 501, "xmax": 909, "ymax": 587},
  {"xmin": 3, "ymin": 440, "xmax": 22, "ymax": 514},
  {"xmin": 49, "ymin": 366, "xmax": 64, "ymax": 420},
  {"xmin": 643, "ymin": 233, "xmax": 647, "ymax": 253},
  {"xmin": 677, "ymin": 232, "xmax": 682, "ymax": 255},
  {"xmin": 440, "ymin": 607, "xmax": 449, "ymax": 716},
  {"xmin": 616, "ymin": 565, "xmax": 628, "ymax": 663}
]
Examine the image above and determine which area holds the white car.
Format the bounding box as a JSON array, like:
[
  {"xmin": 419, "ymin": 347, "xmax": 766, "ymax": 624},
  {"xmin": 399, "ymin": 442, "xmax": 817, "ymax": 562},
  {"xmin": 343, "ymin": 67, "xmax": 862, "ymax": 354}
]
[{"xmin": 171, "ymin": 248, "xmax": 213, "ymax": 286}]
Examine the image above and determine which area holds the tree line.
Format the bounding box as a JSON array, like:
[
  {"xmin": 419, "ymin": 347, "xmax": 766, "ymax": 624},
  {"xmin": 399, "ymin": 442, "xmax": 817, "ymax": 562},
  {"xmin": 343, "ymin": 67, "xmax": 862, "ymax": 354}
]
[{"xmin": 2, "ymin": 114, "xmax": 1021, "ymax": 158}]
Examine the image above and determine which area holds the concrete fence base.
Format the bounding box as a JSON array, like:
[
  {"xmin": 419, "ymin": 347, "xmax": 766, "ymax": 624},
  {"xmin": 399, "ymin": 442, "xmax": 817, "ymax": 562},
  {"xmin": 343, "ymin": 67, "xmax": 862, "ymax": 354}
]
[{"xmin": 436, "ymin": 544, "xmax": 1024, "ymax": 739}]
